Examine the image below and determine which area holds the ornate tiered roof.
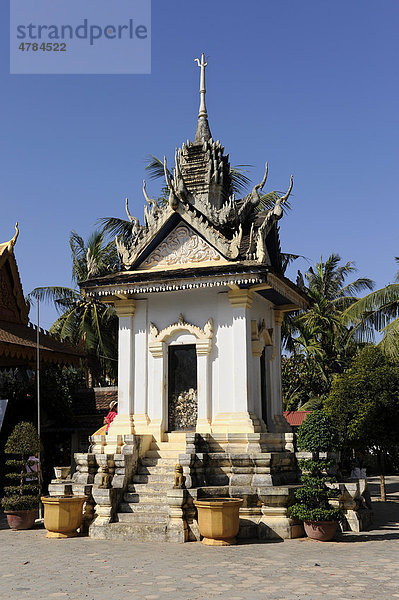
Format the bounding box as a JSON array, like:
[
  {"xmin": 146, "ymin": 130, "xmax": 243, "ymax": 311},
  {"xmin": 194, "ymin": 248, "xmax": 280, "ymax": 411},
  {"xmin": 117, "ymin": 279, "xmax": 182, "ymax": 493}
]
[
  {"xmin": 115, "ymin": 54, "xmax": 293, "ymax": 272},
  {"xmin": 82, "ymin": 55, "xmax": 307, "ymax": 311}
]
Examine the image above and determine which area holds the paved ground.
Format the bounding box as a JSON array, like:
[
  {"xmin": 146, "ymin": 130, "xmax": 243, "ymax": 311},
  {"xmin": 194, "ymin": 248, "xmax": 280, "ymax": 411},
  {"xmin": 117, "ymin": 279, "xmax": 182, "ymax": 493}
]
[{"xmin": 1, "ymin": 476, "xmax": 398, "ymax": 600}]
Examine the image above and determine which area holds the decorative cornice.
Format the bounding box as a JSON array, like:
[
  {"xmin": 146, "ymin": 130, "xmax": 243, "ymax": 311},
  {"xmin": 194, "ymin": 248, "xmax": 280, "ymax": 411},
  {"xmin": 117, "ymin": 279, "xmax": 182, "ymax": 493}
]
[
  {"xmin": 113, "ymin": 299, "xmax": 136, "ymax": 318},
  {"xmin": 85, "ymin": 272, "xmax": 265, "ymax": 298},
  {"xmin": 267, "ymin": 273, "xmax": 308, "ymax": 309},
  {"xmin": 228, "ymin": 288, "xmax": 253, "ymax": 309}
]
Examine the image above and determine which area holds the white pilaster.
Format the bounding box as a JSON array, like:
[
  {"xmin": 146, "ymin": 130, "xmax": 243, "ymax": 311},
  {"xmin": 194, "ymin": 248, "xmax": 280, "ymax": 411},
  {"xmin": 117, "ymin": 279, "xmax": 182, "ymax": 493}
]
[
  {"xmin": 108, "ymin": 299, "xmax": 136, "ymax": 436},
  {"xmin": 270, "ymin": 310, "xmax": 290, "ymax": 432},
  {"xmin": 196, "ymin": 344, "xmax": 211, "ymax": 433},
  {"xmin": 147, "ymin": 341, "xmax": 166, "ymax": 438},
  {"xmin": 132, "ymin": 299, "xmax": 150, "ymax": 433}
]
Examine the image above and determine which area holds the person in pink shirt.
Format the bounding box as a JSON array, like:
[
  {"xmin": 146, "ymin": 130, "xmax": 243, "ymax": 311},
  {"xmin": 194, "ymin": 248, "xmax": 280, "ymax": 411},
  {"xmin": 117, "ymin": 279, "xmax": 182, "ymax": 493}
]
[{"xmin": 105, "ymin": 401, "xmax": 118, "ymax": 434}]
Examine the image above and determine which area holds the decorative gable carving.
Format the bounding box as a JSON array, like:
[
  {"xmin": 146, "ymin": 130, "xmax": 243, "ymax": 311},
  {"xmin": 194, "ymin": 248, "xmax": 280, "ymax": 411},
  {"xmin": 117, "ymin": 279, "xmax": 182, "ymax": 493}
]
[{"xmin": 137, "ymin": 224, "xmax": 224, "ymax": 270}]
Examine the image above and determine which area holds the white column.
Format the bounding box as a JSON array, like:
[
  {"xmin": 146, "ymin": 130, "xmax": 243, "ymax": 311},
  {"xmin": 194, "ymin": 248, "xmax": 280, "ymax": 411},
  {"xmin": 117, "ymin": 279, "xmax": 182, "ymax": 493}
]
[
  {"xmin": 132, "ymin": 299, "xmax": 150, "ymax": 433},
  {"xmin": 232, "ymin": 306, "xmax": 252, "ymax": 412},
  {"xmin": 148, "ymin": 341, "xmax": 166, "ymax": 439},
  {"xmin": 108, "ymin": 299, "xmax": 136, "ymax": 436},
  {"xmin": 269, "ymin": 310, "xmax": 289, "ymax": 432},
  {"xmin": 196, "ymin": 340, "xmax": 212, "ymax": 433}
]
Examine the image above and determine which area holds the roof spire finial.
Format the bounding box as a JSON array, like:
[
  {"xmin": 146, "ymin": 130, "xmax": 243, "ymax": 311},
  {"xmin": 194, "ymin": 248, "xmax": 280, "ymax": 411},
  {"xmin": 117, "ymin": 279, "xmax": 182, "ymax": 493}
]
[
  {"xmin": 193, "ymin": 53, "xmax": 212, "ymax": 144},
  {"xmin": 7, "ymin": 222, "xmax": 19, "ymax": 252},
  {"xmin": 194, "ymin": 53, "xmax": 208, "ymax": 119}
]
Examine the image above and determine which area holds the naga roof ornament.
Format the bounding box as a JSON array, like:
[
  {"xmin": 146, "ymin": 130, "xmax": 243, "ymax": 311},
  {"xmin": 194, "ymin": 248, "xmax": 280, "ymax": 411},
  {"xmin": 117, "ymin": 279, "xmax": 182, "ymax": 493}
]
[{"xmin": 115, "ymin": 55, "xmax": 293, "ymax": 272}]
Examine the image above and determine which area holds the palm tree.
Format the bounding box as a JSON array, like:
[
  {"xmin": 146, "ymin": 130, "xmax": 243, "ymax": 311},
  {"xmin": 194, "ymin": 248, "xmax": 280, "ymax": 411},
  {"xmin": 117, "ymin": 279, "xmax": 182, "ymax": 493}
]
[
  {"xmin": 343, "ymin": 257, "xmax": 399, "ymax": 358},
  {"xmin": 27, "ymin": 230, "xmax": 118, "ymax": 385},
  {"xmin": 283, "ymin": 254, "xmax": 374, "ymax": 405}
]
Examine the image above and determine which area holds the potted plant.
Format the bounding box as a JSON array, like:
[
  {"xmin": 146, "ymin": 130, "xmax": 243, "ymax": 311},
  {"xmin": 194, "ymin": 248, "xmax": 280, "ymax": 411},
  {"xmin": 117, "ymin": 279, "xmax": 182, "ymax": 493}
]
[
  {"xmin": 1, "ymin": 421, "xmax": 40, "ymax": 530},
  {"xmin": 290, "ymin": 410, "xmax": 343, "ymax": 541}
]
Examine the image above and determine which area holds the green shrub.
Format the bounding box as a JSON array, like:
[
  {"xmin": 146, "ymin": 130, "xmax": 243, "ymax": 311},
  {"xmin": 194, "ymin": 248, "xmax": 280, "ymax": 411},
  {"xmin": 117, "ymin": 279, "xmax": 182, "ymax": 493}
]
[
  {"xmin": 290, "ymin": 410, "xmax": 342, "ymax": 523},
  {"xmin": 297, "ymin": 409, "xmax": 339, "ymax": 453},
  {"xmin": 1, "ymin": 422, "xmax": 40, "ymax": 512}
]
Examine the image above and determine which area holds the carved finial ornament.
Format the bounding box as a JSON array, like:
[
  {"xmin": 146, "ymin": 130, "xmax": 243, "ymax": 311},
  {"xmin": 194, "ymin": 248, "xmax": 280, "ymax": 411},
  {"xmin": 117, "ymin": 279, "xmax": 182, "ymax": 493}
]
[
  {"xmin": 6, "ymin": 222, "xmax": 19, "ymax": 252},
  {"xmin": 194, "ymin": 53, "xmax": 208, "ymax": 119}
]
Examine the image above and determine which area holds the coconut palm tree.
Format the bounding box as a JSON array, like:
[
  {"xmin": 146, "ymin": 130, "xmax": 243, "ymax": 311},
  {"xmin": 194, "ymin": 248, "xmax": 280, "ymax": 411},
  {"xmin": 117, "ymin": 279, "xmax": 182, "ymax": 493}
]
[
  {"xmin": 343, "ymin": 257, "xmax": 399, "ymax": 358},
  {"xmin": 27, "ymin": 230, "xmax": 118, "ymax": 384},
  {"xmin": 282, "ymin": 254, "xmax": 374, "ymax": 406}
]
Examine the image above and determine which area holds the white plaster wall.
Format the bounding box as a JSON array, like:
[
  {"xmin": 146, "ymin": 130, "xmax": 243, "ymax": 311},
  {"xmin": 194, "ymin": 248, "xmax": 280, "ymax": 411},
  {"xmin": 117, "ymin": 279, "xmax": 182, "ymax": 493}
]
[{"xmin": 130, "ymin": 287, "xmax": 277, "ymax": 428}]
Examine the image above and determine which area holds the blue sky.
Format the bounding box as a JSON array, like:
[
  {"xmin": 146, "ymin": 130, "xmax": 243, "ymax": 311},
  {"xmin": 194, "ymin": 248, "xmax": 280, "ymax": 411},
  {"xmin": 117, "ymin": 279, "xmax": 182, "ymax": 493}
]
[{"xmin": 1, "ymin": 1, "xmax": 398, "ymax": 329}]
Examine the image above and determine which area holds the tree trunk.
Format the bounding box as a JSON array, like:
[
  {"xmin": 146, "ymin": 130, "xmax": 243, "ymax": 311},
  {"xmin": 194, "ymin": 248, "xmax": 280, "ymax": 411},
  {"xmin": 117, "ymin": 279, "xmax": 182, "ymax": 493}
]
[
  {"xmin": 380, "ymin": 474, "xmax": 386, "ymax": 502},
  {"xmin": 377, "ymin": 451, "xmax": 386, "ymax": 501}
]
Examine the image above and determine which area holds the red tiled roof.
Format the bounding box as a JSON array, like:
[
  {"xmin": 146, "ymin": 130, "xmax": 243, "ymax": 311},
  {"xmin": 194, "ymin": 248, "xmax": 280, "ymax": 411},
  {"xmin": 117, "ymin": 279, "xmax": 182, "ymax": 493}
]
[
  {"xmin": 283, "ymin": 411, "xmax": 311, "ymax": 427},
  {"xmin": 73, "ymin": 387, "xmax": 118, "ymax": 415}
]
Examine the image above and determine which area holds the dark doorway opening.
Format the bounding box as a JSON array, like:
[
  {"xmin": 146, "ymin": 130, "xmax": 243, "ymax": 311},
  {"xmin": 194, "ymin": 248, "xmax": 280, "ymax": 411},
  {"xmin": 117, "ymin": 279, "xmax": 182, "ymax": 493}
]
[{"xmin": 168, "ymin": 345, "xmax": 198, "ymax": 431}]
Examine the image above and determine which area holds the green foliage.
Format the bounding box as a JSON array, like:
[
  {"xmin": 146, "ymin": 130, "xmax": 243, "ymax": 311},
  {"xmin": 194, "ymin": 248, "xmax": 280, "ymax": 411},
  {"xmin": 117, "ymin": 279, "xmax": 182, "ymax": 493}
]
[
  {"xmin": 1, "ymin": 495, "xmax": 39, "ymax": 511},
  {"xmin": 325, "ymin": 346, "xmax": 399, "ymax": 460},
  {"xmin": 343, "ymin": 255, "xmax": 399, "ymax": 359},
  {"xmin": 1, "ymin": 422, "xmax": 40, "ymax": 512},
  {"xmin": 290, "ymin": 456, "xmax": 342, "ymax": 523},
  {"xmin": 27, "ymin": 230, "xmax": 118, "ymax": 384},
  {"xmin": 300, "ymin": 397, "xmax": 324, "ymax": 411},
  {"xmin": 296, "ymin": 410, "xmax": 339, "ymax": 452},
  {"xmin": 282, "ymin": 254, "xmax": 373, "ymax": 408},
  {"xmin": 5, "ymin": 422, "xmax": 39, "ymax": 455}
]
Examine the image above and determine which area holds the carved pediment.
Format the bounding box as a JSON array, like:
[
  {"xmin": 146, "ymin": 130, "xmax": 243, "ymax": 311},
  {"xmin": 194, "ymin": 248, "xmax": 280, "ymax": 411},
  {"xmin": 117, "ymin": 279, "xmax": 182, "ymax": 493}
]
[{"xmin": 136, "ymin": 224, "xmax": 225, "ymax": 270}]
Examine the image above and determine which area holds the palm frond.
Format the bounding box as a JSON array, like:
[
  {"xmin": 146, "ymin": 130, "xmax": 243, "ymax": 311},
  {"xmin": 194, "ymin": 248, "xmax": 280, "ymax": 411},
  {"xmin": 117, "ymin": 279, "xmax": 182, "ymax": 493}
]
[
  {"xmin": 97, "ymin": 217, "xmax": 134, "ymax": 242},
  {"xmin": 230, "ymin": 165, "xmax": 252, "ymax": 195},
  {"xmin": 255, "ymin": 191, "xmax": 292, "ymax": 214},
  {"xmin": 145, "ymin": 155, "xmax": 172, "ymax": 181},
  {"xmin": 26, "ymin": 287, "xmax": 81, "ymax": 313}
]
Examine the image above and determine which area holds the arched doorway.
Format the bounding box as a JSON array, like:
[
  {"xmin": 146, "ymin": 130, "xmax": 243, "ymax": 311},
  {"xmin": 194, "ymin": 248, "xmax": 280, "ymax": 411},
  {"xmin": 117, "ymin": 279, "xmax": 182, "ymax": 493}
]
[{"xmin": 167, "ymin": 344, "xmax": 198, "ymax": 431}]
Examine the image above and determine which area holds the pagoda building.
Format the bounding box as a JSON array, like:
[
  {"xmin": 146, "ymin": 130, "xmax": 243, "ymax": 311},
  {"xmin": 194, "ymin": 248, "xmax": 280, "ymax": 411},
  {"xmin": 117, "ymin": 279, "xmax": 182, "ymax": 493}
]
[{"xmin": 81, "ymin": 54, "xmax": 308, "ymax": 445}]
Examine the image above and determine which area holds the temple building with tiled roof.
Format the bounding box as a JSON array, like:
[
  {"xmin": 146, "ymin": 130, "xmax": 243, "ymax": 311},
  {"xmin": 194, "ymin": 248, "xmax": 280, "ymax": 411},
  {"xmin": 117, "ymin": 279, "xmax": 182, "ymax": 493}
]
[
  {"xmin": 0, "ymin": 224, "xmax": 83, "ymax": 367},
  {"xmin": 81, "ymin": 54, "xmax": 308, "ymax": 441}
]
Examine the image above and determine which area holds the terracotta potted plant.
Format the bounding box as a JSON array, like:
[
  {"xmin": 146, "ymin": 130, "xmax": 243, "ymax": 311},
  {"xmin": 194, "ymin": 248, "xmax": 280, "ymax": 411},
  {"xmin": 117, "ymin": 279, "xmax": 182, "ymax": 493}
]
[
  {"xmin": 1, "ymin": 421, "xmax": 40, "ymax": 530},
  {"xmin": 194, "ymin": 497, "xmax": 243, "ymax": 545},
  {"xmin": 290, "ymin": 410, "xmax": 343, "ymax": 541}
]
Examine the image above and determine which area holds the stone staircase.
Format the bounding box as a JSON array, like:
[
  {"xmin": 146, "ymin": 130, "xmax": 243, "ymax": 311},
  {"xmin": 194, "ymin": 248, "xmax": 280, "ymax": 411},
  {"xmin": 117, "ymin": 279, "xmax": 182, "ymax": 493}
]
[{"xmin": 110, "ymin": 433, "xmax": 186, "ymax": 540}]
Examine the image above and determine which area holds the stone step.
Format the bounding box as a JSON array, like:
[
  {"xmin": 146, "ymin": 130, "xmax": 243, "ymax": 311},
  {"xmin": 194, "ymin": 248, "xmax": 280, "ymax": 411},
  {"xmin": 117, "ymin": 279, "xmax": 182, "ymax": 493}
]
[
  {"xmin": 145, "ymin": 450, "xmax": 183, "ymax": 458},
  {"xmin": 120, "ymin": 501, "xmax": 169, "ymax": 513},
  {"xmin": 137, "ymin": 465, "xmax": 176, "ymax": 475},
  {"xmin": 150, "ymin": 441, "xmax": 186, "ymax": 451},
  {"xmin": 128, "ymin": 482, "xmax": 172, "ymax": 493},
  {"xmin": 163, "ymin": 432, "xmax": 188, "ymax": 442},
  {"xmin": 117, "ymin": 512, "xmax": 167, "ymax": 524},
  {"xmin": 124, "ymin": 492, "xmax": 168, "ymax": 504},
  {"xmin": 140, "ymin": 457, "xmax": 178, "ymax": 467},
  {"xmin": 132, "ymin": 473, "xmax": 174, "ymax": 484},
  {"xmin": 106, "ymin": 522, "xmax": 168, "ymax": 542}
]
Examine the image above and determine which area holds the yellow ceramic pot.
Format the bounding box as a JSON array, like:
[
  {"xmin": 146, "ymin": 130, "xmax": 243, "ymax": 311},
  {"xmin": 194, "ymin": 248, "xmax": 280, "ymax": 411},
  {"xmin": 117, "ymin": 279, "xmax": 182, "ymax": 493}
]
[
  {"xmin": 41, "ymin": 496, "xmax": 87, "ymax": 539},
  {"xmin": 194, "ymin": 497, "xmax": 243, "ymax": 545}
]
